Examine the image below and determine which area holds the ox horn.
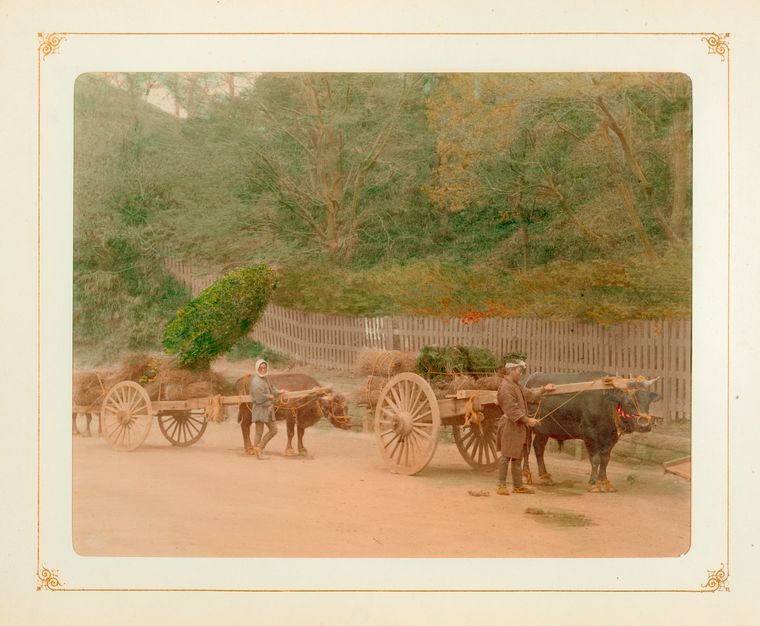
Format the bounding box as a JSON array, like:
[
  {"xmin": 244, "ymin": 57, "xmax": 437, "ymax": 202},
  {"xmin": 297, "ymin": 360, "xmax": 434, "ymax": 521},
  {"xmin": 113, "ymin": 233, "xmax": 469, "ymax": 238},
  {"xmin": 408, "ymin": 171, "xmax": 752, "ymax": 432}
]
[{"xmin": 643, "ymin": 377, "xmax": 661, "ymax": 388}]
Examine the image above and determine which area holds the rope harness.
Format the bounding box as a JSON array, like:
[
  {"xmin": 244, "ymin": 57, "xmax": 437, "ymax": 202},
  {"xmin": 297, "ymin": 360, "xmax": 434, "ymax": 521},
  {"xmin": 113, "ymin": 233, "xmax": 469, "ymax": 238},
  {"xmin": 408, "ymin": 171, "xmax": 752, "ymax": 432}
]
[
  {"xmin": 529, "ymin": 380, "xmax": 598, "ymax": 439},
  {"xmin": 463, "ymin": 396, "xmax": 485, "ymax": 434},
  {"xmin": 204, "ymin": 394, "xmax": 225, "ymax": 422},
  {"xmin": 273, "ymin": 393, "xmax": 350, "ymax": 426}
]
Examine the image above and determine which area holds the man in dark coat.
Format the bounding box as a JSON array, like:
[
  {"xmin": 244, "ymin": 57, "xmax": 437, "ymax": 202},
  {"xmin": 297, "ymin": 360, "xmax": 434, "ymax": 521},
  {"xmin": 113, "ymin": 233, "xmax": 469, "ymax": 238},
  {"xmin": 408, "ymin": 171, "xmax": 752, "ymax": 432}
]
[{"xmin": 495, "ymin": 360, "xmax": 554, "ymax": 495}]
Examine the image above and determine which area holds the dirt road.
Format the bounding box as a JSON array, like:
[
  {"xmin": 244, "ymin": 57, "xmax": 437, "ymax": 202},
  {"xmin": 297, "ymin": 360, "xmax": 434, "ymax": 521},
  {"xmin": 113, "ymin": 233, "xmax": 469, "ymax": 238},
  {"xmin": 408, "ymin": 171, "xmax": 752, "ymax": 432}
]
[{"xmin": 73, "ymin": 418, "xmax": 690, "ymax": 558}]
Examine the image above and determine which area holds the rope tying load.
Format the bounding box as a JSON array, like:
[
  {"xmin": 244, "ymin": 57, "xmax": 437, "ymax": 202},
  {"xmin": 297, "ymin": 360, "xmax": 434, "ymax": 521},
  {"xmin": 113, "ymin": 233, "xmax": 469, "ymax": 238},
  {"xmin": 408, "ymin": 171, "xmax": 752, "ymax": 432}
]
[
  {"xmin": 204, "ymin": 394, "xmax": 225, "ymax": 423},
  {"xmin": 463, "ymin": 396, "xmax": 485, "ymax": 433}
]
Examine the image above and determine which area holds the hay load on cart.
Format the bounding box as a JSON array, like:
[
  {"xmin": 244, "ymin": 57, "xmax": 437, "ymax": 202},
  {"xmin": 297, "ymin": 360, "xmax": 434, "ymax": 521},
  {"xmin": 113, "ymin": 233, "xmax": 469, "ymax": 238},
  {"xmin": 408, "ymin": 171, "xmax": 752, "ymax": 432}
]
[
  {"xmin": 372, "ymin": 370, "xmax": 661, "ymax": 476},
  {"xmin": 353, "ymin": 346, "xmax": 504, "ymax": 409},
  {"xmin": 89, "ymin": 369, "xmax": 332, "ymax": 452},
  {"xmin": 354, "ymin": 346, "xmax": 660, "ymax": 476},
  {"xmin": 71, "ymin": 263, "xmax": 337, "ymax": 452},
  {"xmin": 352, "ymin": 346, "xmax": 514, "ymax": 473}
]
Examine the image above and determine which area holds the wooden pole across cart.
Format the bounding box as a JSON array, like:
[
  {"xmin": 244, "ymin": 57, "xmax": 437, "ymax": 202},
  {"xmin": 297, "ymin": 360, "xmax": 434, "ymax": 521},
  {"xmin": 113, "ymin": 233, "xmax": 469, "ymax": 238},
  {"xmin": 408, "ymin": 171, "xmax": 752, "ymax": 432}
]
[{"xmin": 446, "ymin": 376, "xmax": 649, "ymax": 408}]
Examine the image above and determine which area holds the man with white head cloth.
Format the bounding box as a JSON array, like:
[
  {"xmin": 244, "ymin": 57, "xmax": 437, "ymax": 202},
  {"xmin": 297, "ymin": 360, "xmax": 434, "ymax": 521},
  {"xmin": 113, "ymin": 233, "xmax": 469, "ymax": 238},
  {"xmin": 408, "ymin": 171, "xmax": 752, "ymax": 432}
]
[
  {"xmin": 495, "ymin": 359, "xmax": 554, "ymax": 495},
  {"xmin": 249, "ymin": 358, "xmax": 283, "ymax": 458}
]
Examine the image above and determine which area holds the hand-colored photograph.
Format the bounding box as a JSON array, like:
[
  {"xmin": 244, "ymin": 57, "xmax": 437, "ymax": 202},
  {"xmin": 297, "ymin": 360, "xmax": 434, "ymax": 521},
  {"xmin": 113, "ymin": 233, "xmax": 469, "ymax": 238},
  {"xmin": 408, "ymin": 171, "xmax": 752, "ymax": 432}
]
[{"xmin": 72, "ymin": 72, "xmax": 691, "ymax": 557}]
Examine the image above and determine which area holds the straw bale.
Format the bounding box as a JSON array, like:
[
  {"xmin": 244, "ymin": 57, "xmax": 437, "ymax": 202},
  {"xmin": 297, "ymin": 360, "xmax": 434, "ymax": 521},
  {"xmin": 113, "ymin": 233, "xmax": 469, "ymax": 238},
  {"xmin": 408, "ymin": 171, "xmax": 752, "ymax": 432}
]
[
  {"xmin": 352, "ymin": 375, "xmax": 389, "ymax": 408},
  {"xmin": 72, "ymin": 371, "xmax": 109, "ymax": 407},
  {"xmin": 108, "ymin": 353, "xmax": 160, "ymax": 386},
  {"xmin": 353, "ymin": 350, "xmax": 417, "ymax": 377},
  {"xmin": 444, "ymin": 374, "xmax": 504, "ymax": 395},
  {"xmin": 104, "ymin": 354, "xmax": 231, "ymax": 401}
]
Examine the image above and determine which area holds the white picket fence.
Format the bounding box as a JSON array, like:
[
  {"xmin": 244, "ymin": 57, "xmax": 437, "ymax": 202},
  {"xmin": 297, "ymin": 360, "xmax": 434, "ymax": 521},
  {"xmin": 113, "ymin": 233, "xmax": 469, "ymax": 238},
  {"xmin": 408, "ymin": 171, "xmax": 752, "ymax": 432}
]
[{"xmin": 163, "ymin": 256, "xmax": 691, "ymax": 420}]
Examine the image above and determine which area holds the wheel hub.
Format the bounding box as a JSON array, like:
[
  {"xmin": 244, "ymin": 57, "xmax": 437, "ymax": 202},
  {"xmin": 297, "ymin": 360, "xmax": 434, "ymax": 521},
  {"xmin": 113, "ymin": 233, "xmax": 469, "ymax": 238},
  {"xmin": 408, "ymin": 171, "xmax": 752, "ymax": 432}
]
[
  {"xmin": 116, "ymin": 409, "xmax": 131, "ymax": 424},
  {"xmin": 392, "ymin": 411, "xmax": 414, "ymax": 436}
]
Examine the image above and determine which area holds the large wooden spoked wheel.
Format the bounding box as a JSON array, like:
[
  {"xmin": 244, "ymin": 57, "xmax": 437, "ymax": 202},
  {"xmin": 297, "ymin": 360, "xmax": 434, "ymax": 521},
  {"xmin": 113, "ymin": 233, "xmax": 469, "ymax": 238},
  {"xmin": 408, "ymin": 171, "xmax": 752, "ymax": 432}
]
[
  {"xmin": 375, "ymin": 373, "xmax": 440, "ymax": 475},
  {"xmin": 452, "ymin": 417, "xmax": 499, "ymax": 472},
  {"xmin": 100, "ymin": 381, "xmax": 153, "ymax": 452},
  {"xmin": 158, "ymin": 410, "xmax": 208, "ymax": 447}
]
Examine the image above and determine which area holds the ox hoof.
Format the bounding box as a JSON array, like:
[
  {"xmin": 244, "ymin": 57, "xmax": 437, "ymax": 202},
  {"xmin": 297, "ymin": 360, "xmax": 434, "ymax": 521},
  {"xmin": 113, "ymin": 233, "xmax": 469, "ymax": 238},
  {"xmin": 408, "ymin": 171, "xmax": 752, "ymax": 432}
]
[
  {"xmin": 285, "ymin": 448, "xmax": 297, "ymax": 457},
  {"xmin": 539, "ymin": 473, "xmax": 554, "ymax": 486},
  {"xmin": 588, "ymin": 483, "xmax": 603, "ymax": 493},
  {"xmin": 245, "ymin": 447, "xmax": 255, "ymax": 456},
  {"xmin": 602, "ymin": 480, "xmax": 617, "ymax": 493},
  {"xmin": 252, "ymin": 447, "xmax": 263, "ymax": 459},
  {"xmin": 298, "ymin": 448, "xmax": 308, "ymax": 457},
  {"xmin": 522, "ymin": 470, "xmax": 533, "ymax": 485},
  {"xmin": 495, "ymin": 486, "xmax": 510, "ymax": 496}
]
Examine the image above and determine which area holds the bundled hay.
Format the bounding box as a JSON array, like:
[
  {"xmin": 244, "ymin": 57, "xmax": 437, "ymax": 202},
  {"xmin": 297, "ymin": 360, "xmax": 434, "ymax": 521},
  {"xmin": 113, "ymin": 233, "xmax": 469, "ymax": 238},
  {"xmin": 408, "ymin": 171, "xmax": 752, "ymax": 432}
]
[
  {"xmin": 415, "ymin": 345, "xmax": 499, "ymax": 379},
  {"xmin": 353, "ymin": 350, "xmax": 417, "ymax": 377},
  {"xmin": 353, "ymin": 350, "xmax": 417, "ymax": 409},
  {"xmin": 108, "ymin": 354, "xmax": 161, "ymax": 386},
  {"xmin": 443, "ymin": 374, "xmax": 503, "ymax": 395},
  {"xmin": 73, "ymin": 354, "xmax": 233, "ymax": 408},
  {"xmin": 144, "ymin": 365, "xmax": 228, "ymax": 401},
  {"xmin": 352, "ymin": 375, "xmax": 391, "ymax": 408},
  {"xmin": 72, "ymin": 371, "xmax": 110, "ymax": 407},
  {"xmin": 470, "ymin": 374, "xmax": 503, "ymax": 391},
  {"xmin": 445, "ymin": 375, "xmax": 477, "ymax": 394}
]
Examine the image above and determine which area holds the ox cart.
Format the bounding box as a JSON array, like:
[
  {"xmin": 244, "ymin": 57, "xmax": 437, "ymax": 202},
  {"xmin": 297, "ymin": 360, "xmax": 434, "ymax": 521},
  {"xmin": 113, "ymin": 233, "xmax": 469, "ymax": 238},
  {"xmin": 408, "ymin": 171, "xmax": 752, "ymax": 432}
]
[
  {"xmin": 73, "ymin": 380, "xmax": 331, "ymax": 452},
  {"xmin": 373, "ymin": 372, "xmax": 655, "ymax": 475}
]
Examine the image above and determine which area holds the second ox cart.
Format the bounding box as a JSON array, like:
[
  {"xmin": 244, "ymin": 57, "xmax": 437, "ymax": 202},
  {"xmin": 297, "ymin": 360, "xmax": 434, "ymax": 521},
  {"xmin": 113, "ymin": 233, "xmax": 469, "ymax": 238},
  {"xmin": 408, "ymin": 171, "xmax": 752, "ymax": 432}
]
[{"xmin": 372, "ymin": 372, "xmax": 659, "ymax": 475}]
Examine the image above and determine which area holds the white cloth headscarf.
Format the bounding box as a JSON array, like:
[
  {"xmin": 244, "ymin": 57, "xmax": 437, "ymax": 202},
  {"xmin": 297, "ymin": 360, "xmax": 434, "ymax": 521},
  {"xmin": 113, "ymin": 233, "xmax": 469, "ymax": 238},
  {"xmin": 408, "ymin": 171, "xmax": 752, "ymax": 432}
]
[
  {"xmin": 505, "ymin": 359, "xmax": 527, "ymax": 370},
  {"xmin": 254, "ymin": 358, "xmax": 269, "ymax": 377}
]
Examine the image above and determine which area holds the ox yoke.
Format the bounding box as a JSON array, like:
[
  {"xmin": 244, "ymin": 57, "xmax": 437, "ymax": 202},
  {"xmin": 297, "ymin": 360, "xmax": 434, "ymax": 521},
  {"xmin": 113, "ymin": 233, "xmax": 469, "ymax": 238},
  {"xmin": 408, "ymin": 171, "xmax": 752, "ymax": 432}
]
[{"xmin": 448, "ymin": 376, "xmax": 648, "ymax": 407}]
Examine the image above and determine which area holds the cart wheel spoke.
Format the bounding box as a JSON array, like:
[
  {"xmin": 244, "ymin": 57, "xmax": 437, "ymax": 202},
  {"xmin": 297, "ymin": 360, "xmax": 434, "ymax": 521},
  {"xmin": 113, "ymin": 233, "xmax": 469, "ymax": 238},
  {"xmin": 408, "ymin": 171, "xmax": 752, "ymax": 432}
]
[
  {"xmin": 375, "ymin": 373, "xmax": 440, "ymax": 475},
  {"xmin": 453, "ymin": 418, "xmax": 499, "ymax": 472},
  {"xmin": 158, "ymin": 410, "xmax": 207, "ymax": 448},
  {"xmin": 411, "ymin": 408, "xmax": 432, "ymax": 422},
  {"xmin": 100, "ymin": 381, "xmax": 153, "ymax": 452}
]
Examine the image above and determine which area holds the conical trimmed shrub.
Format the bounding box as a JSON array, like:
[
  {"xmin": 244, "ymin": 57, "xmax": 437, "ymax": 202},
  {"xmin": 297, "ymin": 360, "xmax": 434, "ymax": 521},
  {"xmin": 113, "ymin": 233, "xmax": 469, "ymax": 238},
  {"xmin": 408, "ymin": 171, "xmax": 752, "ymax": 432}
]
[{"xmin": 162, "ymin": 265, "xmax": 276, "ymax": 370}]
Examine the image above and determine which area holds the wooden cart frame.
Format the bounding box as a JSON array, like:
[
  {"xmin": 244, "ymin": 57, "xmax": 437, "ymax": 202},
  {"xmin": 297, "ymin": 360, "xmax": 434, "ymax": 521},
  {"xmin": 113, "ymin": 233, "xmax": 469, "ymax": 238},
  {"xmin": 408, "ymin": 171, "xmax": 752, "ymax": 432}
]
[
  {"xmin": 74, "ymin": 381, "xmax": 330, "ymax": 452},
  {"xmin": 374, "ymin": 372, "xmax": 655, "ymax": 475}
]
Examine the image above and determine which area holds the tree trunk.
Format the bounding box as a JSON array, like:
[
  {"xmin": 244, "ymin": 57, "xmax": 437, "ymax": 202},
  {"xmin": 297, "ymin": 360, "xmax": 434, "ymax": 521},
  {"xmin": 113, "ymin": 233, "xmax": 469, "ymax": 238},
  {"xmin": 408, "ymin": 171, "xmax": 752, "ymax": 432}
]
[
  {"xmin": 520, "ymin": 224, "xmax": 529, "ymax": 271},
  {"xmin": 597, "ymin": 97, "xmax": 681, "ymax": 244},
  {"xmin": 185, "ymin": 74, "xmax": 199, "ymax": 118},
  {"xmin": 601, "ymin": 124, "xmax": 657, "ymax": 260},
  {"xmin": 596, "ymin": 97, "xmax": 653, "ymax": 199},
  {"xmin": 615, "ymin": 175, "xmax": 657, "ymax": 259}
]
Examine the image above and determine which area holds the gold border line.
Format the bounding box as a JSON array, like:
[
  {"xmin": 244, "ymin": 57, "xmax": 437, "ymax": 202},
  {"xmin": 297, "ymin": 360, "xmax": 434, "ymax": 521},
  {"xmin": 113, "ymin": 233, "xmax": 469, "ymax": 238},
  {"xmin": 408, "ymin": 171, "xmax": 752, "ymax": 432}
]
[
  {"xmin": 726, "ymin": 46, "xmax": 731, "ymax": 578},
  {"xmin": 58, "ymin": 31, "xmax": 714, "ymax": 36},
  {"xmin": 50, "ymin": 587, "xmax": 715, "ymax": 593},
  {"xmin": 42, "ymin": 30, "xmax": 728, "ymax": 593},
  {"xmin": 37, "ymin": 40, "xmax": 42, "ymax": 580}
]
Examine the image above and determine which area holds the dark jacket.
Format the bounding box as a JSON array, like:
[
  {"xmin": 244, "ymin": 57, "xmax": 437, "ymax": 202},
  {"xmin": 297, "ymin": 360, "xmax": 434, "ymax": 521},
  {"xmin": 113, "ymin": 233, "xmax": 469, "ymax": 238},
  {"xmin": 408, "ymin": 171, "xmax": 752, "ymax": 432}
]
[{"xmin": 496, "ymin": 377, "xmax": 542, "ymax": 458}]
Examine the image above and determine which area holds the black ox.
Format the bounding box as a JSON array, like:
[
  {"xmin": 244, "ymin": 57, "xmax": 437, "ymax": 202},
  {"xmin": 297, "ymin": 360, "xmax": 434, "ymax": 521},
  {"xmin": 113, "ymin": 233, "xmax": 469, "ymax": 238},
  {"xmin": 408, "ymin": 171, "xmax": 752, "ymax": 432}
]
[{"xmin": 524, "ymin": 371, "xmax": 660, "ymax": 492}]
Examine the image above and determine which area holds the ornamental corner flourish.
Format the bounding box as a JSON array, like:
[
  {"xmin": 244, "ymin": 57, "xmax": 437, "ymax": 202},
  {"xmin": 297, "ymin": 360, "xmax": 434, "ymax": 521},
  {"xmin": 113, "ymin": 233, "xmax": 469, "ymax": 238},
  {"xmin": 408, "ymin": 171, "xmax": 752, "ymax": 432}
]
[
  {"xmin": 37, "ymin": 32, "xmax": 66, "ymax": 60},
  {"xmin": 37, "ymin": 565, "xmax": 64, "ymax": 591},
  {"xmin": 701, "ymin": 32, "xmax": 730, "ymax": 61},
  {"xmin": 702, "ymin": 564, "xmax": 729, "ymax": 592}
]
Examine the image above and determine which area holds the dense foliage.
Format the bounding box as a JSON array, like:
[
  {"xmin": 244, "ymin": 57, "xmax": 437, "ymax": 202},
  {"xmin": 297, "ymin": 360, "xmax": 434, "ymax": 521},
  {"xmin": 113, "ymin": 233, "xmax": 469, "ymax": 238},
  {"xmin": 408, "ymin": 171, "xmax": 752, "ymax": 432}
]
[
  {"xmin": 73, "ymin": 72, "xmax": 692, "ymax": 364},
  {"xmin": 162, "ymin": 266, "xmax": 276, "ymax": 370}
]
